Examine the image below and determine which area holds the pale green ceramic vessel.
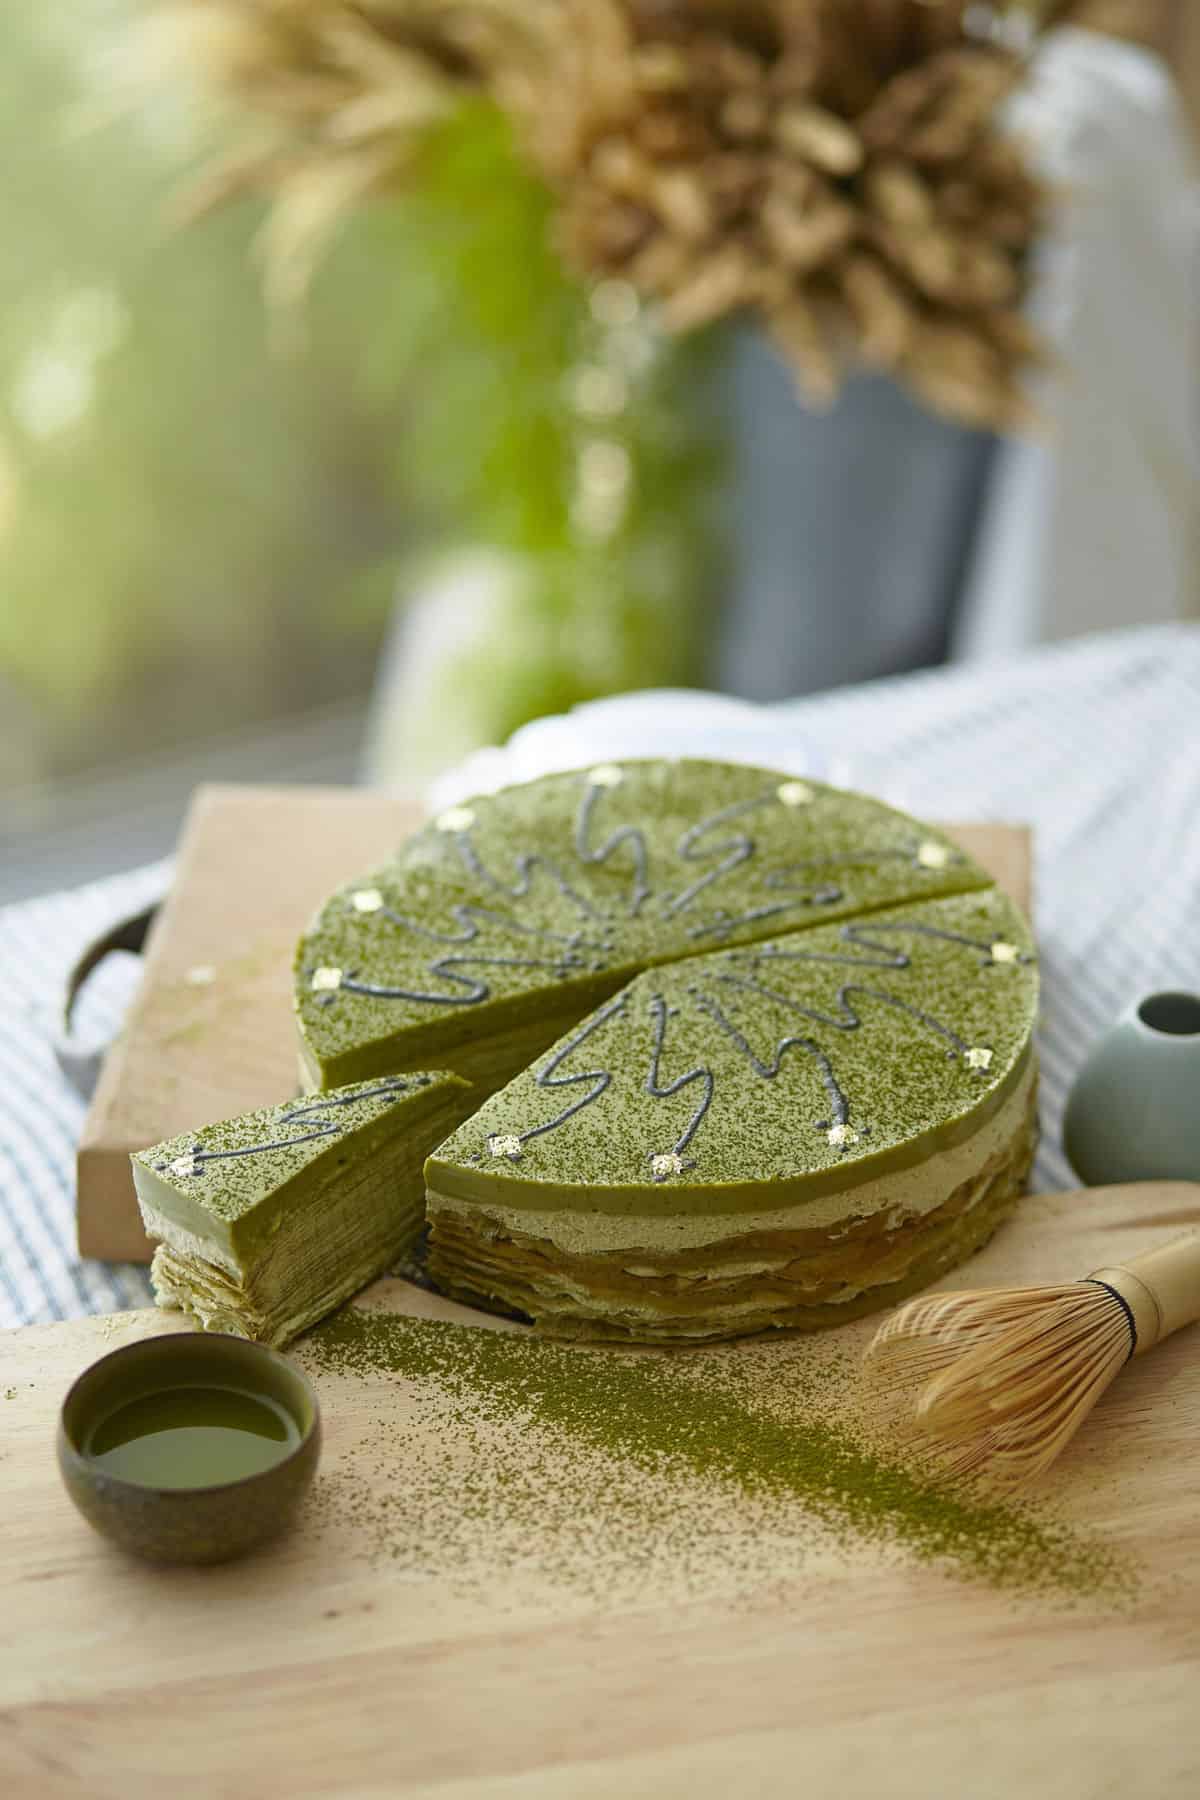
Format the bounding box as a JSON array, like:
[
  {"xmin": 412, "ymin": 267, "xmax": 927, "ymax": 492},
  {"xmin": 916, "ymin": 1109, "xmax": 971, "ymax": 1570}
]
[{"xmin": 1064, "ymin": 991, "xmax": 1200, "ymax": 1185}]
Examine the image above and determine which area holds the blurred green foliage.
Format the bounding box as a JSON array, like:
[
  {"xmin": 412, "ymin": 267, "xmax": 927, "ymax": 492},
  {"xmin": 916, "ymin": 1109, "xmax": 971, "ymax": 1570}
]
[{"xmin": 0, "ymin": 10, "xmax": 722, "ymax": 791}]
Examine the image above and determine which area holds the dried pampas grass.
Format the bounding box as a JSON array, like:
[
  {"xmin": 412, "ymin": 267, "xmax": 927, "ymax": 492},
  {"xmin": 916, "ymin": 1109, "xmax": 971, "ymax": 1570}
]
[{"xmin": 153, "ymin": 1, "xmax": 1058, "ymax": 429}]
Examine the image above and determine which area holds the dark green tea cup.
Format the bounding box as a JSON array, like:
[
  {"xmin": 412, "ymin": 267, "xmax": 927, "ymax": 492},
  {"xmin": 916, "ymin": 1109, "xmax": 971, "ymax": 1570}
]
[{"xmin": 58, "ymin": 1332, "xmax": 321, "ymax": 1565}]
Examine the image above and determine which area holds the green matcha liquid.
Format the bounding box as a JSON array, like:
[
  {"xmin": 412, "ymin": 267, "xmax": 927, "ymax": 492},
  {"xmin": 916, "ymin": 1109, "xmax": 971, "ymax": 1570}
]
[{"xmin": 85, "ymin": 1384, "xmax": 298, "ymax": 1488}]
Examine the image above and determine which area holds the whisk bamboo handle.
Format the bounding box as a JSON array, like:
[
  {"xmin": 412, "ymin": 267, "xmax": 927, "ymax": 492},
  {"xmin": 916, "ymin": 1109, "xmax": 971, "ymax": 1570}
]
[{"xmin": 1089, "ymin": 1233, "xmax": 1200, "ymax": 1356}]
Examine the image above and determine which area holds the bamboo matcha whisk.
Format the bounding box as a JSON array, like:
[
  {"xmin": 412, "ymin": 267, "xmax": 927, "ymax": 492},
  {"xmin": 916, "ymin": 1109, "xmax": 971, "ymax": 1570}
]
[{"xmin": 862, "ymin": 1233, "xmax": 1200, "ymax": 1491}]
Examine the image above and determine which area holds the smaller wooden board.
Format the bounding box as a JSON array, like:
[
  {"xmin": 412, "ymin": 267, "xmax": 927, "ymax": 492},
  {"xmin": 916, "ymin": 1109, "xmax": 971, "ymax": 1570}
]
[{"xmin": 76, "ymin": 785, "xmax": 1031, "ymax": 1264}]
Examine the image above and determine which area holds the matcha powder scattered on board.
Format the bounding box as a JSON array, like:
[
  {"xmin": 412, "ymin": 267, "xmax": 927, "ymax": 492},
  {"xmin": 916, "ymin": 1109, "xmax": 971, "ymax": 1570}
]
[{"xmin": 303, "ymin": 1307, "xmax": 1134, "ymax": 1607}]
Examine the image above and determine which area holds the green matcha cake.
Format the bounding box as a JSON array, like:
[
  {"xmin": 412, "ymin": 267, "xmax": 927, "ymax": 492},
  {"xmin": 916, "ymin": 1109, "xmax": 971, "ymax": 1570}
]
[
  {"xmin": 131, "ymin": 1072, "xmax": 472, "ymax": 1346},
  {"xmin": 295, "ymin": 760, "xmax": 997, "ymax": 1095},
  {"xmin": 424, "ymin": 889, "xmax": 1038, "ymax": 1341},
  {"xmin": 291, "ymin": 759, "xmax": 1039, "ymax": 1343}
]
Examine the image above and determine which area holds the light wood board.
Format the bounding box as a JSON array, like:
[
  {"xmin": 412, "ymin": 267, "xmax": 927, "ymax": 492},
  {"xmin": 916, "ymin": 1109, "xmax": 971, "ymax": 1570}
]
[
  {"xmin": 75, "ymin": 782, "xmax": 1030, "ymax": 1265},
  {"xmin": 3, "ymin": 1182, "xmax": 1198, "ymax": 1800}
]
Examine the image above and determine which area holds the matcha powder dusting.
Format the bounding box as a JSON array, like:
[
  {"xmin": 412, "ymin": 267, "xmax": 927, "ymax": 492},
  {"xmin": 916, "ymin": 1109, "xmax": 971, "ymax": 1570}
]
[{"xmin": 301, "ymin": 1307, "xmax": 1134, "ymax": 1610}]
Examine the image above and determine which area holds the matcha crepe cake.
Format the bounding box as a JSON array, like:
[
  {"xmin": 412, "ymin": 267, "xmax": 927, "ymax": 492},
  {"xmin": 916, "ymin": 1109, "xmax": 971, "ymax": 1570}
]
[
  {"xmin": 132, "ymin": 1072, "xmax": 471, "ymax": 1346},
  {"xmin": 293, "ymin": 760, "xmax": 1039, "ymax": 1342}
]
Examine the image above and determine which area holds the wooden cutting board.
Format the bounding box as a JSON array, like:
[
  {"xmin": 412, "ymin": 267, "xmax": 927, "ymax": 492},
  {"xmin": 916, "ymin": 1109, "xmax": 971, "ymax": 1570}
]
[
  {"xmin": 3, "ymin": 1183, "xmax": 1198, "ymax": 1800},
  {"xmin": 74, "ymin": 783, "xmax": 1031, "ymax": 1264}
]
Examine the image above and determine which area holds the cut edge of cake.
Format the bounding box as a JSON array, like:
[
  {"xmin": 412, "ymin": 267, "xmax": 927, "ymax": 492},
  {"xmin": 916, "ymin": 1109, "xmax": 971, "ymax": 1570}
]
[{"xmin": 131, "ymin": 1071, "xmax": 474, "ymax": 1347}]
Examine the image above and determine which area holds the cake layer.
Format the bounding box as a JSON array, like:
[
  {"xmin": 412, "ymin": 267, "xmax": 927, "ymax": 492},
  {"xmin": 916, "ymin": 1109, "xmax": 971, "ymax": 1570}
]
[
  {"xmin": 132, "ymin": 1072, "xmax": 473, "ymax": 1346},
  {"xmin": 426, "ymin": 1065, "xmax": 1038, "ymax": 1343},
  {"xmin": 295, "ymin": 761, "xmax": 993, "ymax": 1092}
]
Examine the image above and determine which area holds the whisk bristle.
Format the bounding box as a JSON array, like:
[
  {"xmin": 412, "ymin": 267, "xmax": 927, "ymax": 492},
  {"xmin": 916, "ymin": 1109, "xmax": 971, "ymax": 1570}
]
[{"xmin": 862, "ymin": 1280, "xmax": 1135, "ymax": 1492}]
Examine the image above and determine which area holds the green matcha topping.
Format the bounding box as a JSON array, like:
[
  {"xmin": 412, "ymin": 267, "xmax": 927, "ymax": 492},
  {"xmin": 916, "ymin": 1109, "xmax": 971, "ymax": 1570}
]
[
  {"xmin": 427, "ymin": 888, "xmax": 1038, "ymax": 1215},
  {"xmin": 295, "ymin": 760, "xmax": 994, "ymax": 1088},
  {"xmin": 133, "ymin": 1075, "xmax": 460, "ymax": 1228},
  {"xmin": 305, "ymin": 1309, "xmax": 1132, "ymax": 1603}
]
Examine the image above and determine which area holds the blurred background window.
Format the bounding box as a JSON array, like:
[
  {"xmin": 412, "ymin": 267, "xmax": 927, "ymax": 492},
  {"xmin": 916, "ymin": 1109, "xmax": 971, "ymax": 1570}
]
[{"xmin": 2, "ymin": 1, "xmax": 1197, "ymax": 903}]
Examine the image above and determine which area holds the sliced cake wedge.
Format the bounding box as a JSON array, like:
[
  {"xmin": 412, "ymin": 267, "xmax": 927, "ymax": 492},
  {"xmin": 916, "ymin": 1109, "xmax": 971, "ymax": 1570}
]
[{"xmin": 132, "ymin": 1072, "xmax": 472, "ymax": 1346}]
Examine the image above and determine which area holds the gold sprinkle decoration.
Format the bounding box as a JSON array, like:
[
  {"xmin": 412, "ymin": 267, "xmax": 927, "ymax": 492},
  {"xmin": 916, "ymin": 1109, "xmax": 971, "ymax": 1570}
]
[
  {"xmin": 168, "ymin": 1152, "xmax": 197, "ymax": 1180},
  {"xmin": 964, "ymin": 1046, "xmax": 994, "ymax": 1071},
  {"xmin": 352, "ymin": 889, "xmax": 384, "ymax": 913},
  {"xmin": 311, "ymin": 966, "xmax": 343, "ymax": 992},
  {"xmin": 587, "ymin": 764, "xmax": 624, "ymax": 788},
  {"xmin": 827, "ymin": 1123, "xmax": 860, "ymax": 1149},
  {"xmin": 777, "ymin": 780, "xmax": 815, "ymax": 807},
  {"xmin": 650, "ymin": 1151, "xmax": 686, "ymax": 1180},
  {"xmin": 436, "ymin": 805, "xmax": 476, "ymax": 833},
  {"xmin": 487, "ymin": 1134, "xmax": 523, "ymax": 1160},
  {"xmin": 184, "ymin": 964, "xmax": 215, "ymax": 986},
  {"xmin": 990, "ymin": 941, "xmax": 1019, "ymax": 964},
  {"xmin": 916, "ymin": 841, "xmax": 951, "ymax": 869}
]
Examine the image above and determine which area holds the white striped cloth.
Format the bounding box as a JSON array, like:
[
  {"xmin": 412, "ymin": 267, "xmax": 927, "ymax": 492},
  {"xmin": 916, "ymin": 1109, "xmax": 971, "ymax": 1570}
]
[
  {"xmin": 0, "ymin": 862, "xmax": 169, "ymax": 1325},
  {"xmin": 3, "ymin": 623, "xmax": 1198, "ymax": 1327}
]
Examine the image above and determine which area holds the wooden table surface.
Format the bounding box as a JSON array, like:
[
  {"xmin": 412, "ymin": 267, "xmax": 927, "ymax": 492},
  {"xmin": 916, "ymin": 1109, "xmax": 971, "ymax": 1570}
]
[{"xmin": 3, "ymin": 1183, "xmax": 1198, "ymax": 1799}]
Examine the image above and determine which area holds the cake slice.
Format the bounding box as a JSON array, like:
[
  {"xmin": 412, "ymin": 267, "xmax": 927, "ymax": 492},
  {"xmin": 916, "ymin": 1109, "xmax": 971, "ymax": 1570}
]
[
  {"xmin": 424, "ymin": 889, "xmax": 1039, "ymax": 1342},
  {"xmin": 132, "ymin": 1072, "xmax": 472, "ymax": 1346},
  {"xmin": 295, "ymin": 760, "xmax": 994, "ymax": 1094}
]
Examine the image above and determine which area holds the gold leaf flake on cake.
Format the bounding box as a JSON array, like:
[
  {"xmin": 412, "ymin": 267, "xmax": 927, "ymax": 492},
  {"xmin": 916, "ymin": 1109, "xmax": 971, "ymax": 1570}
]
[
  {"xmin": 990, "ymin": 941, "xmax": 1019, "ymax": 964},
  {"xmin": 916, "ymin": 841, "xmax": 951, "ymax": 869},
  {"xmin": 352, "ymin": 888, "xmax": 384, "ymax": 913},
  {"xmin": 168, "ymin": 1152, "xmax": 198, "ymax": 1180},
  {"xmin": 826, "ymin": 1123, "xmax": 860, "ymax": 1149},
  {"xmin": 586, "ymin": 764, "xmax": 624, "ymax": 788},
  {"xmin": 964, "ymin": 1046, "xmax": 994, "ymax": 1071},
  {"xmin": 649, "ymin": 1152, "xmax": 686, "ymax": 1180},
  {"xmin": 311, "ymin": 966, "xmax": 343, "ymax": 992},
  {"xmin": 487, "ymin": 1134, "xmax": 523, "ymax": 1160},
  {"xmin": 776, "ymin": 780, "xmax": 815, "ymax": 807}
]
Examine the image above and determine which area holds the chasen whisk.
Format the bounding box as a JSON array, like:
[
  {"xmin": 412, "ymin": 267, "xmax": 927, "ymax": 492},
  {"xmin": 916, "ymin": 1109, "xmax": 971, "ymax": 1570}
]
[{"xmin": 862, "ymin": 1233, "xmax": 1200, "ymax": 1492}]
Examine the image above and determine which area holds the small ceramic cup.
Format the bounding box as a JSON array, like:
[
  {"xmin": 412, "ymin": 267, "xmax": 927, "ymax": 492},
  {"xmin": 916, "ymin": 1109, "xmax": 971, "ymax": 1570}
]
[
  {"xmin": 58, "ymin": 1332, "xmax": 321, "ymax": 1565},
  {"xmin": 1064, "ymin": 990, "xmax": 1200, "ymax": 1186}
]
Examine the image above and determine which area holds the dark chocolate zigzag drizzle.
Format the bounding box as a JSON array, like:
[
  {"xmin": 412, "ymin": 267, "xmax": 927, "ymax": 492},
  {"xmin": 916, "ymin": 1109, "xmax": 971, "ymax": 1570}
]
[
  {"xmin": 448, "ymin": 833, "xmax": 605, "ymax": 926},
  {"xmin": 574, "ymin": 778, "xmax": 651, "ymax": 915},
  {"xmin": 505, "ymin": 992, "xmax": 630, "ymax": 1152},
  {"xmin": 155, "ymin": 1079, "xmax": 416, "ymax": 1178},
  {"xmin": 478, "ymin": 906, "xmax": 1023, "ymax": 1174},
  {"xmin": 336, "ymin": 950, "xmax": 591, "ymax": 1008},
  {"xmin": 835, "ymin": 918, "xmax": 1034, "ymax": 968},
  {"xmin": 693, "ymin": 989, "xmax": 852, "ymax": 1132},
  {"xmin": 370, "ymin": 897, "xmax": 597, "ymax": 955},
  {"xmin": 685, "ymin": 842, "xmax": 963, "ymax": 944},
  {"xmin": 731, "ymin": 917, "xmax": 1033, "ymax": 978},
  {"xmin": 659, "ymin": 791, "xmax": 775, "ymax": 919},
  {"xmin": 733, "ymin": 937, "xmax": 910, "ymax": 975},
  {"xmin": 716, "ymin": 969, "xmax": 973, "ymax": 1060},
  {"xmin": 643, "ymin": 992, "xmax": 714, "ymax": 1172},
  {"xmin": 310, "ymin": 768, "xmax": 1008, "ymax": 1017}
]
